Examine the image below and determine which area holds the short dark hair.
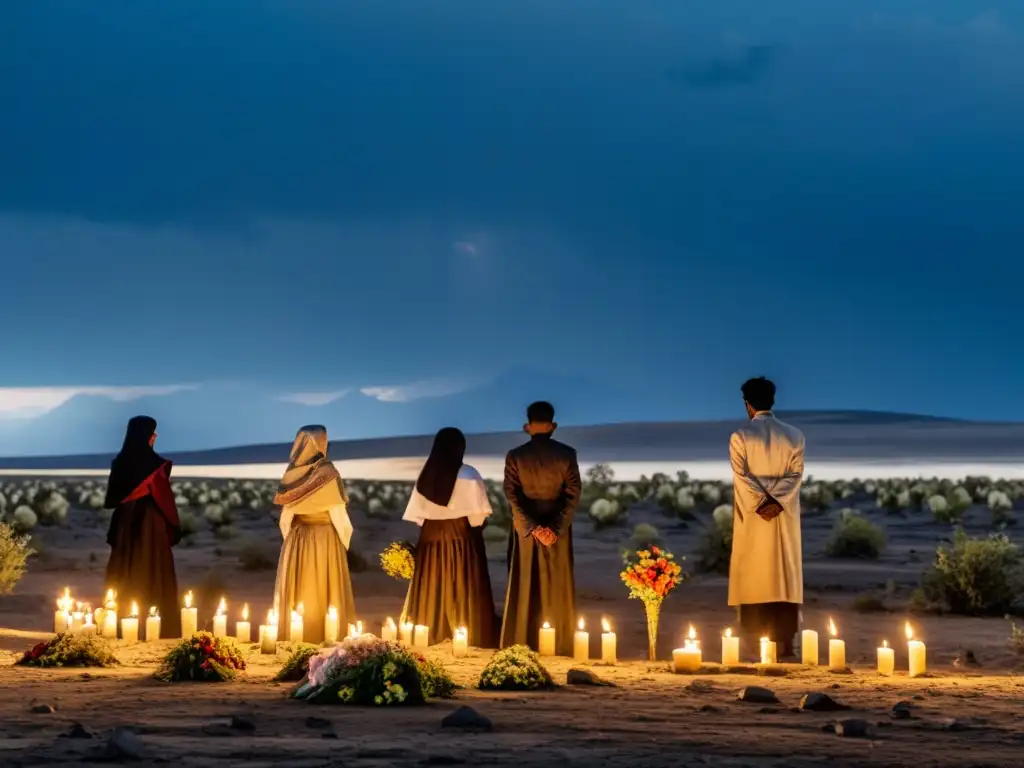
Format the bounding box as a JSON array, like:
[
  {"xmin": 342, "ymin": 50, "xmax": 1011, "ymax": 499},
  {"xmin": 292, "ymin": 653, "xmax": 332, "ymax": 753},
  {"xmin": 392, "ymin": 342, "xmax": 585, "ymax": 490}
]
[
  {"xmin": 741, "ymin": 377, "xmax": 776, "ymax": 411},
  {"xmin": 526, "ymin": 401, "xmax": 555, "ymax": 423}
]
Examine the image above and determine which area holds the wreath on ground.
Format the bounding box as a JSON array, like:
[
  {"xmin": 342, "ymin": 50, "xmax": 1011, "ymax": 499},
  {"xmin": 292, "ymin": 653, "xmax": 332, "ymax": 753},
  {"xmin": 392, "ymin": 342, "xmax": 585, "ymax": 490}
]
[
  {"xmin": 16, "ymin": 632, "xmax": 119, "ymax": 668},
  {"xmin": 154, "ymin": 632, "xmax": 247, "ymax": 682}
]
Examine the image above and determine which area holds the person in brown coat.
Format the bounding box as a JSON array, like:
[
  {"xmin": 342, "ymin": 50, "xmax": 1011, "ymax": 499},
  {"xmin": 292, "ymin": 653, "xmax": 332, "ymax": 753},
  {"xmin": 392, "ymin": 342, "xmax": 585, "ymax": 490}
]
[{"xmin": 500, "ymin": 401, "xmax": 582, "ymax": 656}]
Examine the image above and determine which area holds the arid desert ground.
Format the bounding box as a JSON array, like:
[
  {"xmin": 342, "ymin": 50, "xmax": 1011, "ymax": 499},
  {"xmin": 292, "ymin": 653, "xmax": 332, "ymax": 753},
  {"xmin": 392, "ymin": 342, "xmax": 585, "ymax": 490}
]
[{"xmin": 1, "ymin": 468, "xmax": 1023, "ymax": 767}]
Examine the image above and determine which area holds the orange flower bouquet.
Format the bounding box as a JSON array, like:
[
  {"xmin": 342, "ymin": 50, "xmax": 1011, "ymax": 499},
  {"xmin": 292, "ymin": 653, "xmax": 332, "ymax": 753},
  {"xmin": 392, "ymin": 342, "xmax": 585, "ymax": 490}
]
[{"xmin": 620, "ymin": 546, "xmax": 687, "ymax": 661}]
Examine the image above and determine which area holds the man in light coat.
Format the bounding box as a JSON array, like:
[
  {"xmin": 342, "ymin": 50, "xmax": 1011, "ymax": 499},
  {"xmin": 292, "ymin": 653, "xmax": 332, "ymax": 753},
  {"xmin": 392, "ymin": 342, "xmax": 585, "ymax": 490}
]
[{"xmin": 728, "ymin": 377, "xmax": 805, "ymax": 660}]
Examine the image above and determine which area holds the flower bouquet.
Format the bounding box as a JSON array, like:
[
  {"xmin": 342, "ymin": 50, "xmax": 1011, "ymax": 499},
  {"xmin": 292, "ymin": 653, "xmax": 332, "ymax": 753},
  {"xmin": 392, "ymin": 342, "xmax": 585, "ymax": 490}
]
[
  {"xmin": 16, "ymin": 632, "xmax": 118, "ymax": 668},
  {"xmin": 292, "ymin": 634, "xmax": 455, "ymax": 705},
  {"xmin": 620, "ymin": 545, "xmax": 687, "ymax": 661},
  {"xmin": 379, "ymin": 541, "xmax": 416, "ymax": 581},
  {"xmin": 477, "ymin": 645, "xmax": 554, "ymax": 691},
  {"xmin": 274, "ymin": 643, "xmax": 320, "ymax": 682},
  {"xmin": 154, "ymin": 631, "xmax": 247, "ymax": 682}
]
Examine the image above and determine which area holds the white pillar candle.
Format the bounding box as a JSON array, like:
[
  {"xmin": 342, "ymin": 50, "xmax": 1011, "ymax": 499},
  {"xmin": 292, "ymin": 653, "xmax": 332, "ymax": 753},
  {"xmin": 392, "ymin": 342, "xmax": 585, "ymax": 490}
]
[
  {"xmin": 828, "ymin": 618, "xmax": 846, "ymax": 670},
  {"xmin": 71, "ymin": 608, "xmax": 85, "ymax": 632},
  {"xmin": 721, "ymin": 627, "xmax": 740, "ymax": 666},
  {"xmin": 319, "ymin": 606, "xmax": 337, "ymax": 644},
  {"xmin": 600, "ymin": 618, "xmax": 617, "ymax": 664},
  {"xmin": 399, "ymin": 621, "xmax": 414, "ymax": 645},
  {"xmin": 121, "ymin": 603, "xmax": 140, "ymax": 644},
  {"xmin": 236, "ymin": 604, "xmax": 251, "ymax": 644},
  {"xmin": 453, "ymin": 626, "xmax": 469, "ymax": 657},
  {"xmin": 673, "ymin": 625, "xmax": 702, "ymax": 672},
  {"xmin": 877, "ymin": 640, "xmax": 894, "ymax": 676},
  {"xmin": 260, "ymin": 609, "xmax": 278, "ymax": 654},
  {"xmin": 290, "ymin": 607, "xmax": 304, "ymax": 645},
  {"xmin": 906, "ymin": 622, "xmax": 926, "ymax": 678},
  {"xmin": 146, "ymin": 607, "xmax": 161, "ymax": 642},
  {"xmin": 382, "ymin": 617, "xmax": 398, "ymax": 642},
  {"xmin": 347, "ymin": 620, "xmax": 363, "ymax": 640},
  {"xmin": 413, "ymin": 624, "xmax": 430, "ymax": 649},
  {"xmin": 802, "ymin": 629, "xmax": 819, "ymax": 666},
  {"xmin": 538, "ymin": 621, "xmax": 556, "ymax": 656},
  {"xmin": 759, "ymin": 636, "xmax": 776, "ymax": 665},
  {"xmin": 54, "ymin": 588, "xmax": 73, "ymax": 633},
  {"xmin": 101, "ymin": 606, "xmax": 118, "ymax": 639},
  {"xmin": 80, "ymin": 614, "xmax": 97, "ymax": 636},
  {"xmin": 181, "ymin": 591, "xmax": 198, "ymax": 638},
  {"xmin": 213, "ymin": 597, "xmax": 228, "ymax": 638},
  {"xmin": 573, "ymin": 618, "xmax": 590, "ymax": 662}
]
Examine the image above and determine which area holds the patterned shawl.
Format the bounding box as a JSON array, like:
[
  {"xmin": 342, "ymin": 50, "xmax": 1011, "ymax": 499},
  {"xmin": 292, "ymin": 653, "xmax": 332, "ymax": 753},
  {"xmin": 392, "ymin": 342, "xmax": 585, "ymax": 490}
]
[{"xmin": 273, "ymin": 425, "xmax": 347, "ymax": 507}]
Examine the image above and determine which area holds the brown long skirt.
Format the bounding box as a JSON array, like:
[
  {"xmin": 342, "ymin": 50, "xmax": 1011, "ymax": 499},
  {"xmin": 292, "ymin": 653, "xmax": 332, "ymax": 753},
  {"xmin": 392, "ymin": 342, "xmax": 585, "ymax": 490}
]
[
  {"xmin": 105, "ymin": 498, "xmax": 181, "ymax": 637},
  {"xmin": 274, "ymin": 512, "xmax": 356, "ymax": 644},
  {"xmin": 404, "ymin": 518, "xmax": 498, "ymax": 648}
]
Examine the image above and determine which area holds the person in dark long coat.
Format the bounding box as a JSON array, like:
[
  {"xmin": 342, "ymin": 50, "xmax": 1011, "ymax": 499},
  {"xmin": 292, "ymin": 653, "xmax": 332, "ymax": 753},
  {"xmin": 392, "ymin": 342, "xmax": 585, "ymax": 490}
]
[
  {"xmin": 104, "ymin": 415, "xmax": 182, "ymax": 636},
  {"xmin": 402, "ymin": 427, "xmax": 498, "ymax": 648},
  {"xmin": 500, "ymin": 401, "xmax": 582, "ymax": 656}
]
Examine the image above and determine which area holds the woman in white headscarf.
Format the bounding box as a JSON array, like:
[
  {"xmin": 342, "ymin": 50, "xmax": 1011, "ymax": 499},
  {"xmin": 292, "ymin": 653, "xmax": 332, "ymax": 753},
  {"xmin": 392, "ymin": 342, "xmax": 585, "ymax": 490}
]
[{"xmin": 273, "ymin": 425, "xmax": 356, "ymax": 643}]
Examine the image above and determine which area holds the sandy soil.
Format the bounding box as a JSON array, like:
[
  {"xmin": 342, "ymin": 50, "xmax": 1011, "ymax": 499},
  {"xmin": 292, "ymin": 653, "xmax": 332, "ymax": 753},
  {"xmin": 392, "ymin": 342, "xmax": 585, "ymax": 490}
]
[{"xmin": 1, "ymin": 483, "xmax": 1022, "ymax": 767}]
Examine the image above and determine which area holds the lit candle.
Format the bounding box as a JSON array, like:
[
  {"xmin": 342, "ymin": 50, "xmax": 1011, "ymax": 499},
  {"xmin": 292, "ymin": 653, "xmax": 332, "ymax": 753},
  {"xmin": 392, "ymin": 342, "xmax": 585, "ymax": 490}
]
[
  {"xmin": 71, "ymin": 603, "xmax": 85, "ymax": 632},
  {"xmin": 99, "ymin": 589, "xmax": 117, "ymax": 639},
  {"xmin": 906, "ymin": 622, "xmax": 926, "ymax": 678},
  {"xmin": 828, "ymin": 617, "xmax": 846, "ymax": 670},
  {"xmin": 213, "ymin": 597, "xmax": 228, "ymax": 638},
  {"xmin": 80, "ymin": 612, "xmax": 97, "ymax": 636},
  {"xmin": 181, "ymin": 591, "xmax": 198, "ymax": 638},
  {"xmin": 260, "ymin": 609, "xmax": 278, "ymax": 654},
  {"xmin": 236, "ymin": 604, "xmax": 251, "ymax": 643},
  {"xmin": 381, "ymin": 617, "xmax": 397, "ymax": 642},
  {"xmin": 721, "ymin": 627, "xmax": 740, "ymax": 666},
  {"xmin": 538, "ymin": 621, "xmax": 556, "ymax": 656},
  {"xmin": 877, "ymin": 639, "xmax": 895, "ymax": 676},
  {"xmin": 290, "ymin": 604, "xmax": 304, "ymax": 644},
  {"xmin": 54, "ymin": 588, "xmax": 72, "ymax": 633},
  {"xmin": 346, "ymin": 620, "xmax": 363, "ymax": 640},
  {"xmin": 453, "ymin": 626, "xmax": 469, "ymax": 657},
  {"xmin": 573, "ymin": 617, "xmax": 590, "ymax": 662},
  {"xmin": 759, "ymin": 636, "xmax": 776, "ymax": 665},
  {"xmin": 600, "ymin": 618, "xmax": 617, "ymax": 664},
  {"xmin": 121, "ymin": 602, "xmax": 140, "ymax": 644},
  {"xmin": 324, "ymin": 606, "xmax": 339, "ymax": 644},
  {"xmin": 802, "ymin": 628, "xmax": 819, "ymax": 666},
  {"xmin": 672, "ymin": 625, "xmax": 702, "ymax": 673},
  {"xmin": 413, "ymin": 624, "xmax": 430, "ymax": 649},
  {"xmin": 146, "ymin": 606, "xmax": 161, "ymax": 641},
  {"xmin": 399, "ymin": 620, "xmax": 414, "ymax": 645}
]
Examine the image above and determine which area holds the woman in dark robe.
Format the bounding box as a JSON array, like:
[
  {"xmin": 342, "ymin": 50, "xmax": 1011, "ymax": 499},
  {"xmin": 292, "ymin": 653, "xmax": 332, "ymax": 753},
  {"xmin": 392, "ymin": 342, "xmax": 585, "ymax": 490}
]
[
  {"xmin": 104, "ymin": 415, "xmax": 182, "ymax": 637},
  {"xmin": 401, "ymin": 427, "xmax": 498, "ymax": 648}
]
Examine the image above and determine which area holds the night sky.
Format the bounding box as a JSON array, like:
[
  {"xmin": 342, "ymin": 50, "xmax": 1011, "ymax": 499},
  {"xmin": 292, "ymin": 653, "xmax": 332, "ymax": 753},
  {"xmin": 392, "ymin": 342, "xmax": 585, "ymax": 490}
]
[{"xmin": 2, "ymin": 0, "xmax": 1022, "ymax": 440}]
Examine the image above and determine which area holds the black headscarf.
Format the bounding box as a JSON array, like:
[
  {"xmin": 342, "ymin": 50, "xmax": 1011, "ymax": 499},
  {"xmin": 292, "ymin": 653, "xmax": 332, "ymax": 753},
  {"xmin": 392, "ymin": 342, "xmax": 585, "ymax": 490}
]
[
  {"xmin": 415, "ymin": 427, "xmax": 466, "ymax": 507},
  {"xmin": 104, "ymin": 416, "xmax": 169, "ymax": 508}
]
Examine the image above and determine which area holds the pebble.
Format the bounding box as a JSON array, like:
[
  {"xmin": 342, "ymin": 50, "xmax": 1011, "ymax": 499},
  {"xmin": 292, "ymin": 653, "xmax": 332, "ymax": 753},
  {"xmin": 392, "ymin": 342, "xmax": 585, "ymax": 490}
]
[
  {"xmin": 441, "ymin": 706, "xmax": 493, "ymax": 731},
  {"xmin": 30, "ymin": 703, "xmax": 55, "ymax": 714},
  {"xmin": 98, "ymin": 727, "xmax": 145, "ymax": 761},
  {"xmin": 229, "ymin": 715, "xmax": 255, "ymax": 732},
  {"xmin": 737, "ymin": 686, "xmax": 779, "ymax": 704},
  {"xmin": 566, "ymin": 668, "xmax": 614, "ymax": 687},
  {"xmin": 834, "ymin": 719, "xmax": 871, "ymax": 738},
  {"xmin": 799, "ymin": 693, "xmax": 850, "ymax": 712},
  {"xmin": 891, "ymin": 701, "xmax": 913, "ymax": 719},
  {"xmin": 61, "ymin": 722, "xmax": 92, "ymax": 739}
]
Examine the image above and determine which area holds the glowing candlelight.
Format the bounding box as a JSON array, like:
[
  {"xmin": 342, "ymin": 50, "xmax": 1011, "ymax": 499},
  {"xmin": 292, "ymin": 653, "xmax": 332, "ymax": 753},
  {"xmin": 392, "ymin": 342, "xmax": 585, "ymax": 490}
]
[
  {"xmin": 259, "ymin": 608, "xmax": 278, "ymax": 654},
  {"xmin": 381, "ymin": 617, "xmax": 397, "ymax": 642},
  {"xmin": 290, "ymin": 603, "xmax": 304, "ymax": 644},
  {"xmin": 413, "ymin": 624, "xmax": 430, "ymax": 649},
  {"xmin": 906, "ymin": 622, "xmax": 926, "ymax": 678},
  {"xmin": 601, "ymin": 618, "xmax": 617, "ymax": 664},
  {"xmin": 573, "ymin": 617, "xmax": 590, "ymax": 662},
  {"xmin": 100, "ymin": 589, "xmax": 118, "ymax": 639},
  {"xmin": 80, "ymin": 611, "xmax": 97, "ymax": 636},
  {"xmin": 721, "ymin": 627, "xmax": 740, "ymax": 666},
  {"xmin": 759, "ymin": 636, "xmax": 777, "ymax": 665},
  {"xmin": 54, "ymin": 588, "xmax": 72, "ymax": 633},
  {"xmin": 146, "ymin": 606, "xmax": 161, "ymax": 642},
  {"xmin": 71, "ymin": 602, "xmax": 85, "ymax": 631},
  {"xmin": 672, "ymin": 625, "xmax": 701, "ymax": 673},
  {"xmin": 324, "ymin": 606, "xmax": 339, "ymax": 644},
  {"xmin": 213, "ymin": 597, "xmax": 228, "ymax": 637},
  {"xmin": 828, "ymin": 617, "xmax": 846, "ymax": 670},
  {"xmin": 453, "ymin": 626, "xmax": 469, "ymax": 657},
  {"xmin": 538, "ymin": 621, "xmax": 556, "ymax": 656},
  {"xmin": 236, "ymin": 603, "xmax": 251, "ymax": 643},
  {"xmin": 346, "ymin": 619, "xmax": 363, "ymax": 640},
  {"xmin": 801, "ymin": 628, "xmax": 819, "ymax": 666},
  {"xmin": 877, "ymin": 639, "xmax": 895, "ymax": 676},
  {"xmin": 181, "ymin": 591, "xmax": 198, "ymax": 638},
  {"xmin": 121, "ymin": 602, "xmax": 140, "ymax": 644},
  {"xmin": 399, "ymin": 620, "xmax": 414, "ymax": 645}
]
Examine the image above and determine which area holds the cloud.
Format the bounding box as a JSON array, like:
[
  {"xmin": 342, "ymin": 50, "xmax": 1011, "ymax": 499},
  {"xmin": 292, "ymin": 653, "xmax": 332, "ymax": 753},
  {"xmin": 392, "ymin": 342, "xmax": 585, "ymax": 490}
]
[
  {"xmin": 359, "ymin": 378, "xmax": 474, "ymax": 403},
  {"xmin": 0, "ymin": 385, "xmax": 198, "ymax": 420},
  {"xmin": 278, "ymin": 390, "xmax": 351, "ymax": 407},
  {"xmin": 666, "ymin": 45, "xmax": 781, "ymax": 90}
]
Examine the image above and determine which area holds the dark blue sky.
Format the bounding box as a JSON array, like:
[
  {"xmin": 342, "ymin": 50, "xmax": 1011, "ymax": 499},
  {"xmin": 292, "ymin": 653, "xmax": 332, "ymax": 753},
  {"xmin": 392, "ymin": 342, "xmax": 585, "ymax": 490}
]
[{"xmin": 2, "ymin": 0, "xmax": 1022, "ymax": 425}]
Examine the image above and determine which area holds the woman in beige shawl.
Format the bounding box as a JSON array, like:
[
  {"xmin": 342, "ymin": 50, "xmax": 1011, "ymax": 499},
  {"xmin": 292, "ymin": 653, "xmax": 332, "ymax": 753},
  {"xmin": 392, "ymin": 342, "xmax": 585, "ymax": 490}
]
[{"xmin": 273, "ymin": 425, "xmax": 356, "ymax": 643}]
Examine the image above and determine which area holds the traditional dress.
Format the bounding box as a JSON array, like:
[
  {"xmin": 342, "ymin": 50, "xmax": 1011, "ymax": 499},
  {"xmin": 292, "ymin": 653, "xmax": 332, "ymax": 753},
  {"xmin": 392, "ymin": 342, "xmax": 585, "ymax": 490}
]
[
  {"xmin": 728, "ymin": 411, "xmax": 806, "ymax": 657},
  {"xmin": 402, "ymin": 428, "xmax": 498, "ymax": 648},
  {"xmin": 500, "ymin": 433, "xmax": 582, "ymax": 656},
  {"xmin": 104, "ymin": 416, "xmax": 182, "ymax": 637},
  {"xmin": 273, "ymin": 426, "xmax": 356, "ymax": 644}
]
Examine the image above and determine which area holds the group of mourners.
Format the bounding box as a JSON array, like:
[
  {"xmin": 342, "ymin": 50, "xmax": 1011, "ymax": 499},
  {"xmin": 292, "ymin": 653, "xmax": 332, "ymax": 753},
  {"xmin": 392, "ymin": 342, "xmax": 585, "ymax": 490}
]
[{"xmin": 102, "ymin": 377, "xmax": 808, "ymax": 661}]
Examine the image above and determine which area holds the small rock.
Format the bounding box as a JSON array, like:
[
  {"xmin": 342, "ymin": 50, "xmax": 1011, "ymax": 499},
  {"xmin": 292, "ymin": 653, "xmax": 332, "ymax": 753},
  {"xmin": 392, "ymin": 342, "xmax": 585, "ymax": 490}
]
[
  {"xmin": 441, "ymin": 706, "xmax": 492, "ymax": 731},
  {"xmin": 229, "ymin": 715, "xmax": 255, "ymax": 732},
  {"xmin": 61, "ymin": 722, "xmax": 92, "ymax": 739},
  {"xmin": 952, "ymin": 649, "xmax": 980, "ymax": 668},
  {"xmin": 891, "ymin": 701, "xmax": 913, "ymax": 719},
  {"xmin": 566, "ymin": 668, "xmax": 613, "ymax": 687},
  {"xmin": 698, "ymin": 704, "xmax": 721, "ymax": 713},
  {"xmin": 305, "ymin": 716, "xmax": 331, "ymax": 730},
  {"xmin": 201, "ymin": 724, "xmax": 235, "ymax": 737},
  {"xmin": 737, "ymin": 686, "xmax": 779, "ymax": 704},
  {"xmin": 99, "ymin": 727, "xmax": 145, "ymax": 761},
  {"xmin": 912, "ymin": 695, "xmax": 925, "ymax": 701},
  {"xmin": 830, "ymin": 683, "xmax": 841, "ymax": 690},
  {"xmin": 30, "ymin": 703, "xmax": 55, "ymax": 714},
  {"xmin": 835, "ymin": 719, "xmax": 871, "ymax": 738},
  {"xmin": 800, "ymin": 693, "xmax": 850, "ymax": 712}
]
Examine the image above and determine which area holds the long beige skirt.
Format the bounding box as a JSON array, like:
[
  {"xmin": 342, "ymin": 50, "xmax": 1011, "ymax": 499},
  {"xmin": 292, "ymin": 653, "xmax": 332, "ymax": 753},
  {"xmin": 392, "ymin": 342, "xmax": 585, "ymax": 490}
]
[{"xmin": 273, "ymin": 511, "xmax": 356, "ymax": 644}]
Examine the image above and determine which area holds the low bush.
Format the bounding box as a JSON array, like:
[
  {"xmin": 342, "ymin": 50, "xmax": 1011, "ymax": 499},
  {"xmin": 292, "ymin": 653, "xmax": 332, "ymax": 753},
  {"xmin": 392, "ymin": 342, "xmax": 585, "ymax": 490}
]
[
  {"xmin": 0, "ymin": 522, "xmax": 33, "ymax": 594},
  {"xmin": 11, "ymin": 505, "xmax": 37, "ymax": 534},
  {"xmin": 155, "ymin": 632, "xmax": 247, "ymax": 682},
  {"xmin": 238, "ymin": 539, "xmax": 277, "ymax": 571},
  {"xmin": 695, "ymin": 505, "xmax": 733, "ymax": 575},
  {"xmin": 588, "ymin": 498, "xmax": 624, "ymax": 529},
  {"xmin": 478, "ymin": 645, "xmax": 554, "ymax": 691},
  {"xmin": 629, "ymin": 523, "xmax": 661, "ymax": 550},
  {"xmin": 824, "ymin": 511, "xmax": 886, "ymax": 559},
  {"xmin": 416, "ymin": 655, "xmax": 458, "ymax": 699},
  {"xmin": 920, "ymin": 530, "xmax": 1024, "ymax": 615},
  {"xmin": 17, "ymin": 632, "xmax": 118, "ymax": 668}
]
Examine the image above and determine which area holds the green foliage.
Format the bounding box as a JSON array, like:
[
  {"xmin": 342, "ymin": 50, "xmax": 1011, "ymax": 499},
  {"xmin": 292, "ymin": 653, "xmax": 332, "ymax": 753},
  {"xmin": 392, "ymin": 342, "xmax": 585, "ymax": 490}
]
[
  {"xmin": 695, "ymin": 505, "xmax": 733, "ymax": 575},
  {"xmin": 17, "ymin": 632, "xmax": 119, "ymax": 668},
  {"xmin": 588, "ymin": 498, "xmax": 625, "ymax": 529},
  {"xmin": 155, "ymin": 632, "xmax": 247, "ymax": 682},
  {"xmin": 0, "ymin": 522, "xmax": 33, "ymax": 595},
  {"xmin": 628, "ymin": 523, "xmax": 661, "ymax": 549},
  {"xmin": 920, "ymin": 530, "xmax": 1024, "ymax": 616},
  {"xmin": 825, "ymin": 512, "xmax": 886, "ymax": 559},
  {"xmin": 417, "ymin": 656, "xmax": 458, "ymax": 699},
  {"xmin": 296, "ymin": 640, "xmax": 427, "ymax": 706},
  {"xmin": 478, "ymin": 645, "xmax": 554, "ymax": 691},
  {"xmin": 851, "ymin": 594, "xmax": 888, "ymax": 613},
  {"xmin": 275, "ymin": 643, "xmax": 320, "ymax": 682}
]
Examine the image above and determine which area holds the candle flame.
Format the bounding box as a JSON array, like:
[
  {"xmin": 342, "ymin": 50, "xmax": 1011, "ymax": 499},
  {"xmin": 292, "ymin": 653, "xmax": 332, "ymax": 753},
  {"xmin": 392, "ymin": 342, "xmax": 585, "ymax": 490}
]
[
  {"xmin": 149, "ymin": 606, "xmax": 158, "ymax": 617},
  {"xmin": 602, "ymin": 618, "xmax": 611, "ymax": 633},
  {"xmin": 542, "ymin": 621, "xmax": 551, "ymax": 629},
  {"xmin": 355, "ymin": 620, "xmax": 363, "ymax": 634},
  {"xmin": 216, "ymin": 597, "xmax": 226, "ymax": 616},
  {"xmin": 268, "ymin": 608, "xmax": 278, "ymax": 625},
  {"xmin": 130, "ymin": 601, "xmax": 138, "ymax": 617},
  {"xmin": 105, "ymin": 588, "xmax": 115, "ymax": 602},
  {"xmin": 296, "ymin": 602, "xmax": 304, "ymax": 616},
  {"xmin": 882, "ymin": 640, "xmax": 889, "ymax": 649},
  {"xmin": 904, "ymin": 621, "xmax": 913, "ymax": 641},
  {"xmin": 577, "ymin": 617, "xmax": 585, "ymax": 631},
  {"xmin": 291, "ymin": 609, "xmax": 302, "ymax": 622},
  {"xmin": 184, "ymin": 591, "xmax": 193, "ymax": 609},
  {"xmin": 242, "ymin": 603, "xmax": 249, "ymax": 621},
  {"xmin": 725, "ymin": 627, "xmax": 733, "ymax": 638},
  {"xmin": 84, "ymin": 613, "xmax": 94, "ymax": 626},
  {"xmin": 328, "ymin": 605, "xmax": 338, "ymax": 619},
  {"xmin": 760, "ymin": 636, "xmax": 769, "ymax": 643},
  {"xmin": 385, "ymin": 616, "xmax": 396, "ymax": 629},
  {"xmin": 687, "ymin": 624, "xmax": 696, "ymax": 641},
  {"xmin": 828, "ymin": 617, "xmax": 837, "ymax": 637}
]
